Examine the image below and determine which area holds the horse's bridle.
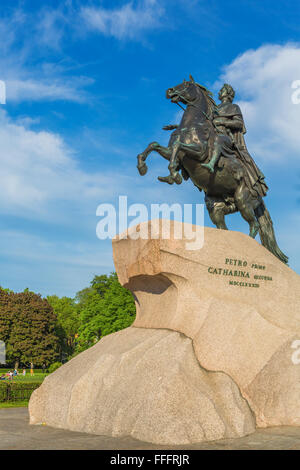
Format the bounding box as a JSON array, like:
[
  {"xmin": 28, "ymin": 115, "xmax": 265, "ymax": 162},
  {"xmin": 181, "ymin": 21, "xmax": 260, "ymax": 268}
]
[
  {"xmin": 170, "ymin": 82, "xmax": 214, "ymax": 122},
  {"xmin": 170, "ymin": 82, "xmax": 197, "ymax": 110}
]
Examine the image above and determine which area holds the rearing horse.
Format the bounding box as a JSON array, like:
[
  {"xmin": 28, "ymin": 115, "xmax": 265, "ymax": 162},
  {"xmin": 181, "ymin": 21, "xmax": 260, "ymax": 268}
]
[{"xmin": 137, "ymin": 76, "xmax": 288, "ymax": 264}]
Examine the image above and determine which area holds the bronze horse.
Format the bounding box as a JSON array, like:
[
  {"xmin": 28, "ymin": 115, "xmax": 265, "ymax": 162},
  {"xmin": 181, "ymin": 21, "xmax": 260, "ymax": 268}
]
[{"xmin": 137, "ymin": 76, "xmax": 288, "ymax": 264}]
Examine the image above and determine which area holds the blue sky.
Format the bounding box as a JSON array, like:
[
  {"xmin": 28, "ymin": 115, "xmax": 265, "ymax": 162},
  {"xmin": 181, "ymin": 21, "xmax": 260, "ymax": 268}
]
[{"xmin": 1, "ymin": 0, "xmax": 300, "ymax": 297}]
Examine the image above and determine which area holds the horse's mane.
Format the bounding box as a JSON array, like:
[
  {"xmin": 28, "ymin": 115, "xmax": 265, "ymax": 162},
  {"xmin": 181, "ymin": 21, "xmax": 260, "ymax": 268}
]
[{"xmin": 195, "ymin": 83, "xmax": 217, "ymax": 119}]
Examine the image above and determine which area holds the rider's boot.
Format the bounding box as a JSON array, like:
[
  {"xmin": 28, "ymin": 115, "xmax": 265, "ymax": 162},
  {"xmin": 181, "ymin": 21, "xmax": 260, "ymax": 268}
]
[{"xmin": 201, "ymin": 150, "xmax": 220, "ymax": 174}]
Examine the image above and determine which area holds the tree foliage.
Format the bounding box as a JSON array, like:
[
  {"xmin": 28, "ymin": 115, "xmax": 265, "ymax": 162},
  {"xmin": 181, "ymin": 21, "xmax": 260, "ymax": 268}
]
[
  {"xmin": 47, "ymin": 295, "xmax": 80, "ymax": 358},
  {"xmin": 76, "ymin": 273, "xmax": 136, "ymax": 352},
  {"xmin": 0, "ymin": 272, "xmax": 136, "ymax": 365},
  {"xmin": 0, "ymin": 289, "xmax": 60, "ymax": 366}
]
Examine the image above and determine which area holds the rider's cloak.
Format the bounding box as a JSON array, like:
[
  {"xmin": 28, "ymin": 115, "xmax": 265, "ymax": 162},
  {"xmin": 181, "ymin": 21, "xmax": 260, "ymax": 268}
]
[{"xmin": 215, "ymin": 102, "xmax": 268, "ymax": 198}]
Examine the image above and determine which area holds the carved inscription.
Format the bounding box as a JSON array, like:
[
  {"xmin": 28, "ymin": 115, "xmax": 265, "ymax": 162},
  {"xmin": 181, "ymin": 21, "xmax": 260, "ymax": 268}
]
[{"xmin": 208, "ymin": 258, "xmax": 273, "ymax": 288}]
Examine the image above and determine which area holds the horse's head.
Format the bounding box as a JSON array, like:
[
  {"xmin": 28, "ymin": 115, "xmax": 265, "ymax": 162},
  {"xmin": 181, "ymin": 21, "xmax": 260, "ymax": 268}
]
[
  {"xmin": 166, "ymin": 75, "xmax": 199, "ymax": 105},
  {"xmin": 166, "ymin": 75, "xmax": 217, "ymax": 120}
]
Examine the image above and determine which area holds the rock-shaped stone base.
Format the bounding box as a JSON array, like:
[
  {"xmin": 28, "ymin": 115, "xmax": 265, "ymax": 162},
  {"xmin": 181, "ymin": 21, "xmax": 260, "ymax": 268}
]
[
  {"xmin": 29, "ymin": 222, "xmax": 300, "ymax": 443},
  {"xmin": 29, "ymin": 327, "xmax": 255, "ymax": 445},
  {"xmin": 112, "ymin": 221, "xmax": 300, "ymax": 428}
]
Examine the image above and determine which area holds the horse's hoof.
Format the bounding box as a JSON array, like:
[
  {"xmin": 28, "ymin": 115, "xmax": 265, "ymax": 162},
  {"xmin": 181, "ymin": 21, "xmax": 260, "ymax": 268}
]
[
  {"xmin": 174, "ymin": 173, "xmax": 183, "ymax": 185},
  {"xmin": 157, "ymin": 175, "xmax": 174, "ymax": 185},
  {"xmin": 137, "ymin": 162, "xmax": 148, "ymax": 176}
]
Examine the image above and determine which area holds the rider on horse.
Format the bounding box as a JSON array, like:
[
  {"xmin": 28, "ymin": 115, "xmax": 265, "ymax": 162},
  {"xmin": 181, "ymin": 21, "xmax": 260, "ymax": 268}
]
[
  {"xmin": 138, "ymin": 77, "xmax": 287, "ymax": 263},
  {"xmin": 164, "ymin": 83, "xmax": 268, "ymax": 198},
  {"xmin": 201, "ymin": 84, "xmax": 268, "ymax": 198}
]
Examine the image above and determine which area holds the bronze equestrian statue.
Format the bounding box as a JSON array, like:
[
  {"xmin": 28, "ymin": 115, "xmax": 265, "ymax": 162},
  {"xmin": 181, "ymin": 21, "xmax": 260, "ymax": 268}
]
[{"xmin": 137, "ymin": 75, "xmax": 288, "ymax": 264}]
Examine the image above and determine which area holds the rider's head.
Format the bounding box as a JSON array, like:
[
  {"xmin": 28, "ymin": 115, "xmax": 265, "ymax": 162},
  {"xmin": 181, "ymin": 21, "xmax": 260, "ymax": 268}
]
[{"xmin": 219, "ymin": 84, "xmax": 235, "ymax": 102}]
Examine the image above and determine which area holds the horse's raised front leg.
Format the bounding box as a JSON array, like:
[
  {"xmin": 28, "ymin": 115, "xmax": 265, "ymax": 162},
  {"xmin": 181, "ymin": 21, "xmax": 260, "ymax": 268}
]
[
  {"xmin": 158, "ymin": 141, "xmax": 205, "ymax": 185},
  {"xmin": 158, "ymin": 139, "xmax": 182, "ymax": 185},
  {"xmin": 137, "ymin": 142, "xmax": 171, "ymax": 176}
]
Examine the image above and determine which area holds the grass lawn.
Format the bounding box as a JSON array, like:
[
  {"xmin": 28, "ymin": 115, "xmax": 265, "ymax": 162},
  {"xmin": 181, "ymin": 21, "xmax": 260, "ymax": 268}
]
[
  {"xmin": 0, "ymin": 400, "xmax": 29, "ymax": 408},
  {"xmin": 0, "ymin": 370, "xmax": 48, "ymax": 408},
  {"xmin": 0, "ymin": 370, "xmax": 48, "ymax": 384}
]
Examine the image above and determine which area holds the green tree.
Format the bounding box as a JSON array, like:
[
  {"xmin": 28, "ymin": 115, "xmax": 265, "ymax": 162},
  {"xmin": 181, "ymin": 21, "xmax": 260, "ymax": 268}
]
[
  {"xmin": 76, "ymin": 273, "xmax": 136, "ymax": 352},
  {"xmin": 0, "ymin": 289, "xmax": 59, "ymax": 366},
  {"xmin": 47, "ymin": 295, "xmax": 80, "ymax": 359},
  {"xmin": 0, "ymin": 287, "xmax": 13, "ymax": 293}
]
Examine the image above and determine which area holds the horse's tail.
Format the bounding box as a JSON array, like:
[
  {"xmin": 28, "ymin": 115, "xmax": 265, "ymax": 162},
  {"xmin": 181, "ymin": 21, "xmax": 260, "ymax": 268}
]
[{"xmin": 255, "ymin": 201, "xmax": 288, "ymax": 264}]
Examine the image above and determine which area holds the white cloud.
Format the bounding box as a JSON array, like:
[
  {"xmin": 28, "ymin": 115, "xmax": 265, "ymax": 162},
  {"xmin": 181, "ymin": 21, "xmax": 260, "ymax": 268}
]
[
  {"xmin": 217, "ymin": 44, "xmax": 300, "ymax": 164},
  {"xmin": 0, "ymin": 105, "xmax": 190, "ymax": 295},
  {"xmin": 0, "ymin": 109, "xmax": 117, "ymax": 216},
  {"xmin": 0, "ymin": 8, "xmax": 92, "ymax": 103},
  {"xmin": 0, "ymin": 1, "xmax": 165, "ymax": 104},
  {"xmin": 5, "ymin": 77, "xmax": 93, "ymax": 103},
  {"xmin": 35, "ymin": 6, "xmax": 68, "ymax": 51},
  {"xmin": 0, "ymin": 108, "xmax": 173, "ymax": 222},
  {"xmin": 81, "ymin": 0, "xmax": 164, "ymax": 40}
]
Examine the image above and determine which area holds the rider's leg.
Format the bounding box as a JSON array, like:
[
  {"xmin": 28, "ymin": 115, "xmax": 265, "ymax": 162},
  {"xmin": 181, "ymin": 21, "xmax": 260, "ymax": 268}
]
[
  {"xmin": 201, "ymin": 140, "xmax": 222, "ymax": 173},
  {"xmin": 234, "ymin": 183, "xmax": 260, "ymax": 238}
]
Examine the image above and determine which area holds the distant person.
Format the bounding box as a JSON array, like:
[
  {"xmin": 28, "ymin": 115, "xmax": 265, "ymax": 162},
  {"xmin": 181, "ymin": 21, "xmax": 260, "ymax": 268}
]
[
  {"xmin": 42, "ymin": 363, "xmax": 46, "ymax": 374},
  {"xmin": 13, "ymin": 369, "xmax": 18, "ymax": 376},
  {"xmin": 0, "ymin": 374, "xmax": 6, "ymax": 380},
  {"xmin": 9, "ymin": 370, "xmax": 13, "ymax": 380},
  {"xmin": 22, "ymin": 369, "xmax": 26, "ymax": 376},
  {"xmin": 30, "ymin": 362, "xmax": 34, "ymax": 376}
]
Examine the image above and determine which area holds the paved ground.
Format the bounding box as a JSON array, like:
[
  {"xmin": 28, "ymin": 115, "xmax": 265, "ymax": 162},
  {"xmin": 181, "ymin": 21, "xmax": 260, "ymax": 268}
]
[{"xmin": 0, "ymin": 407, "xmax": 300, "ymax": 450}]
